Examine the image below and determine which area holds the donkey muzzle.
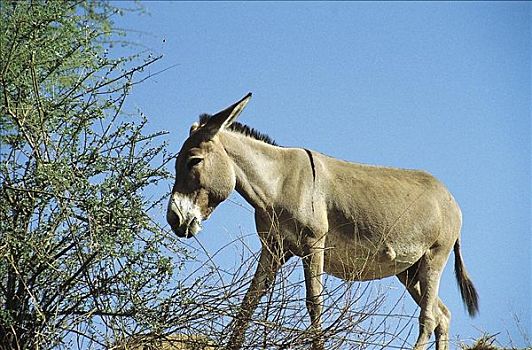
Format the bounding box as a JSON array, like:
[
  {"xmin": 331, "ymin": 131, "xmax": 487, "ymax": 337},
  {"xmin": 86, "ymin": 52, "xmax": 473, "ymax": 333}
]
[
  {"xmin": 167, "ymin": 193, "xmax": 203, "ymax": 238},
  {"xmin": 175, "ymin": 218, "xmax": 203, "ymax": 238}
]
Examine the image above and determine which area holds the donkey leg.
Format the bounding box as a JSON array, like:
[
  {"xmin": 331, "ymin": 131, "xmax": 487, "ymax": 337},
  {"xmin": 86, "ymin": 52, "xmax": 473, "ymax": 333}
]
[
  {"xmin": 434, "ymin": 302, "xmax": 451, "ymax": 350},
  {"xmin": 411, "ymin": 245, "xmax": 451, "ymax": 350},
  {"xmin": 226, "ymin": 246, "xmax": 290, "ymax": 350},
  {"xmin": 302, "ymin": 242, "xmax": 326, "ymax": 350},
  {"xmin": 397, "ymin": 266, "xmax": 451, "ymax": 350}
]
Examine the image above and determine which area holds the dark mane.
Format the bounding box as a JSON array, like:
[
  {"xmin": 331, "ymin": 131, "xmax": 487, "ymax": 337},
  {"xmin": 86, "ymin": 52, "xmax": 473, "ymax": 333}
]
[{"xmin": 199, "ymin": 114, "xmax": 278, "ymax": 146}]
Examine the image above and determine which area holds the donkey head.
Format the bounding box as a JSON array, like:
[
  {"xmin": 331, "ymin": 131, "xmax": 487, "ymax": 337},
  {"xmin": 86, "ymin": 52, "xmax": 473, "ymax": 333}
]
[{"xmin": 167, "ymin": 93, "xmax": 252, "ymax": 238}]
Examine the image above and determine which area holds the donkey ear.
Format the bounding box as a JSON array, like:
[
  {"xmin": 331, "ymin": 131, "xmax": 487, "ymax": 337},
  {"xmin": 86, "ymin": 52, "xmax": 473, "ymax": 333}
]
[
  {"xmin": 204, "ymin": 92, "xmax": 252, "ymax": 135},
  {"xmin": 189, "ymin": 122, "xmax": 200, "ymax": 136}
]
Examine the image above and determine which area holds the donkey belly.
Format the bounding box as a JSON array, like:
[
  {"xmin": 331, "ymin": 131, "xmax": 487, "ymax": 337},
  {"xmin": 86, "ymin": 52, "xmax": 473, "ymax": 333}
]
[{"xmin": 323, "ymin": 231, "xmax": 427, "ymax": 281}]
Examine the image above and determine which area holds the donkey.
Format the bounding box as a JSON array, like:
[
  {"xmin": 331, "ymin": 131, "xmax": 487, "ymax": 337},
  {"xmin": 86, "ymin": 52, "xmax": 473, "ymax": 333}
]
[{"xmin": 167, "ymin": 93, "xmax": 479, "ymax": 350}]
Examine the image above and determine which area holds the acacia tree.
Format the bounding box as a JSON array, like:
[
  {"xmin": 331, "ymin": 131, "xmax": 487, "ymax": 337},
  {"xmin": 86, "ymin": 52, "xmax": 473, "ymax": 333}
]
[{"xmin": 0, "ymin": 1, "xmax": 187, "ymax": 349}]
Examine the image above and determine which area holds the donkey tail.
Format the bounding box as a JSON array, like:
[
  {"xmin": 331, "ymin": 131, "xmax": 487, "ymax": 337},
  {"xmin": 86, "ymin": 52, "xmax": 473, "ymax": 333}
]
[{"xmin": 454, "ymin": 239, "xmax": 479, "ymax": 317}]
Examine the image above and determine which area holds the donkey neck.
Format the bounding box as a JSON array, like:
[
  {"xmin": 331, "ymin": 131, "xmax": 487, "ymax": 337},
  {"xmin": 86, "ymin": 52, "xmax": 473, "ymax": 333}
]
[{"xmin": 218, "ymin": 131, "xmax": 285, "ymax": 211}]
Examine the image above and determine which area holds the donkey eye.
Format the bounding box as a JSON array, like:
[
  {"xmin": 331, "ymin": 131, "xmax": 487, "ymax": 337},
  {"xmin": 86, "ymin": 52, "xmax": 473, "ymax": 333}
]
[{"xmin": 187, "ymin": 157, "xmax": 203, "ymax": 170}]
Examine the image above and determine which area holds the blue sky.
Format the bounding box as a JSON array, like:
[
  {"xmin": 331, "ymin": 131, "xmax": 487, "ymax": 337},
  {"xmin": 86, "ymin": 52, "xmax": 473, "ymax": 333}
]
[{"xmin": 117, "ymin": 2, "xmax": 530, "ymax": 347}]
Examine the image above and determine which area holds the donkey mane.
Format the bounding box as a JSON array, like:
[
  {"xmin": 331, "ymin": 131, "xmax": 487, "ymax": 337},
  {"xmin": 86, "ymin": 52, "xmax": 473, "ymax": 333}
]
[{"xmin": 199, "ymin": 114, "xmax": 278, "ymax": 146}]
